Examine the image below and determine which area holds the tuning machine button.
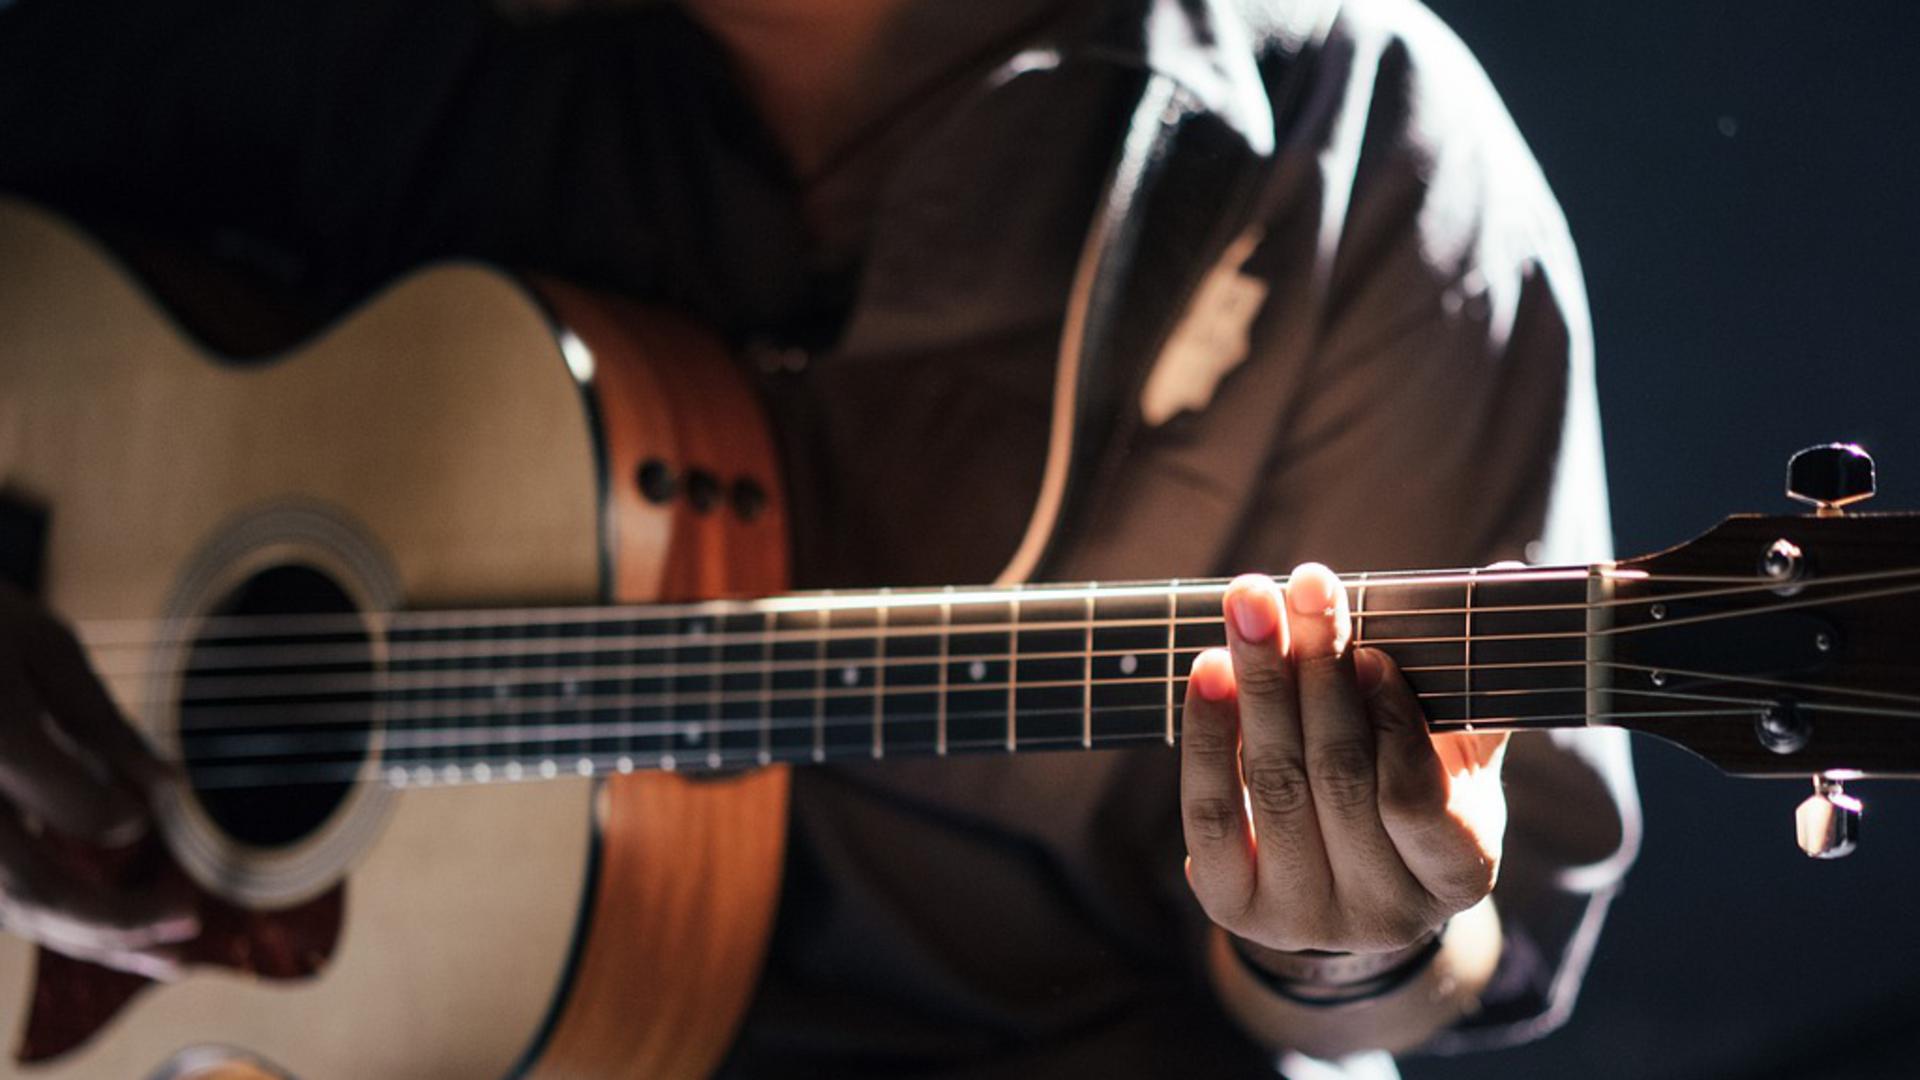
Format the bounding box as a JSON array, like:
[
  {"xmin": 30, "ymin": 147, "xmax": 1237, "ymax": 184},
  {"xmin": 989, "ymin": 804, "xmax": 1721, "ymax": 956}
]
[
  {"xmin": 1787, "ymin": 443, "xmax": 1875, "ymax": 516},
  {"xmin": 1795, "ymin": 774, "xmax": 1863, "ymax": 859}
]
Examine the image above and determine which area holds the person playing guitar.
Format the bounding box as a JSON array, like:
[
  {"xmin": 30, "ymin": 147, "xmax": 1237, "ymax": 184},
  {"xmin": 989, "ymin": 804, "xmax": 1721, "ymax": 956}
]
[{"xmin": 0, "ymin": 0, "xmax": 1637, "ymax": 1076}]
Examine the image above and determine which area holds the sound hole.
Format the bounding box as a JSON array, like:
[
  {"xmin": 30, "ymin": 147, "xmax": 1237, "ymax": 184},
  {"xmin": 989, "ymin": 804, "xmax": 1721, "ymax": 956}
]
[{"xmin": 178, "ymin": 564, "xmax": 374, "ymax": 849}]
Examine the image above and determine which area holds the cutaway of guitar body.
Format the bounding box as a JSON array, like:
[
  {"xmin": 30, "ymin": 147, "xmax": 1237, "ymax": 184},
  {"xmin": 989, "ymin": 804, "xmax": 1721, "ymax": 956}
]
[{"xmin": 0, "ymin": 199, "xmax": 789, "ymax": 1079}]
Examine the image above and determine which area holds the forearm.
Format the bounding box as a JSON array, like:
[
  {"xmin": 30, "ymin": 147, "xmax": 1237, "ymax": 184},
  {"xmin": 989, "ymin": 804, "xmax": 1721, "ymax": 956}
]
[{"xmin": 1207, "ymin": 896, "xmax": 1503, "ymax": 1061}]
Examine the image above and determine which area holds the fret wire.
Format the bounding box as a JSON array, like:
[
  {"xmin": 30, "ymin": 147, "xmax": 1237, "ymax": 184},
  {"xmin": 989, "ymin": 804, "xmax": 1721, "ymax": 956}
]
[
  {"xmin": 705, "ymin": 615, "xmax": 723, "ymax": 770},
  {"xmin": 872, "ymin": 593, "xmax": 889, "ymax": 760},
  {"xmin": 937, "ymin": 587, "xmax": 952, "ymax": 757},
  {"xmin": 660, "ymin": 617, "xmax": 678, "ymax": 771},
  {"xmin": 811, "ymin": 595, "xmax": 828, "ymax": 764},
  {"xmin": 496, "ymin": 624, "xmax": 518, "ymax": 778},
  {"xmin": 1006, "ymin": 592, "xmax": 1019, "ymax": 753},
  {"xmin": 614, "ymin": 614, "xmax": 631, "ymax": 771},
  {"xmin": 1464, "ymin": 567, "xmax": 1478, "ymax": 729},
  {"xmin": 1587, "ymin": 565, "xmax": 1605, "ymax": 727},
  {"xmin": 1355, "ymin": 572, "xmax": 1370, "ymax": 662},
  {"xmin": 1081, "ymin": 589, "xmax": 1095, "ymax": 750},
  {"xmin": 536, "ymin": 620, "xmax": 556, "ymax": 774},
  {"xmin": 1163, "ymin": 580, "xmax": 1178, "ymax": 746},
  {"xmin": 758, "ymin": 609, "xmax": 774, "ymax": 766}
]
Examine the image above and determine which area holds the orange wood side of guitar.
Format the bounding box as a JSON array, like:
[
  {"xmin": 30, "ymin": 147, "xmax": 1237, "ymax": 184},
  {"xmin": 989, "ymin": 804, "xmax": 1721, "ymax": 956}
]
[{"xmin": 525, "ymin": 284, "xmax": 791, "ymax": 1079}]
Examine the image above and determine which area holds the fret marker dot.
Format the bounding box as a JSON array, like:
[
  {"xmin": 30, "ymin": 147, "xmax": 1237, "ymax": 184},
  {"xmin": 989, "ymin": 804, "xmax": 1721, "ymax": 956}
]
[
  {"xmin": 681, "ymin": 723, "xmax": 703, "ymax": 744},
  {"xmin": 1119, "ymin": 653, "xmax": 1138, "ymax": 675},
  {"xmin": 661, "ymin": 753, "xmax": 678, "ymax": 772},
  {"xmin": 687, "ymin": 619, "xmax": 708, "ymax": 638},
  {"xmin": 617, "ymin": 756, "xmax": 634, "ymax": 774},
  {"xmin": 388, "ymin": 766, "xmax": 409, "ymax": 788},
  {"xmin": 840, "ymin": 665, "xmax": 860, "ymax": 686},
  {"xmin": 539, "ymin": 760, "xmax": 558, "ymax": 779},
  {"xmin": 442, "ymin": 765, "xmax": 461, "ymax": 783},
  {"xmin": 472, "ymin": 763, "xmax": 492, "ymax": 783},
  {"xmin": 505, "ymin": 761, "xmax": 524, "ymax": 781},
  {"xmin": 576, "ymin": 757, "xmax": 594, "ymax": 776},
  {"xmin": 968, "ymin": 660, "xmax": 987, "ymax": 682},
  {"xmin": 413, "ymin": 766, "xmax": 434, "ymax": 787}
]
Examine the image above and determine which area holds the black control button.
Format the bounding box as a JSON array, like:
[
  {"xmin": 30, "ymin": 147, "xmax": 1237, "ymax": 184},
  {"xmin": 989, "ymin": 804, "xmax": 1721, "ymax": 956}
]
[
  {"xmin": 686, "ymin": 469, "xmax": 721, "ymax": 513},
  {"xmin": 637, "ymin": 459, "xmax": 676, "ymax": 504},
  {"xmin": 731, "ymin": 478, "xmax": 767, "ymax": 522}
]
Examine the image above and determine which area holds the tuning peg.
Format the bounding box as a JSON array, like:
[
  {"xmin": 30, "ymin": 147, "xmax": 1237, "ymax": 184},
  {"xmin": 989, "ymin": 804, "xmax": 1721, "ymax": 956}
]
[
  {"xmin": 1787, "ymin": 443, "xmax": 1875, "ymax": 516},
  {"xmin": 1795, "ymin": 775, "xmax": 1863, "ymax": 858}
]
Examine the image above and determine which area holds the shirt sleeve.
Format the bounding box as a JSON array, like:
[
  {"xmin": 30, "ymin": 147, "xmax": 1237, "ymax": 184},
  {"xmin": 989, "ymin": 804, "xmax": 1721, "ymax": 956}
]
[{"xmin": 1224, "ymin": 0, "xmax": 1640, "ymax": 1051}]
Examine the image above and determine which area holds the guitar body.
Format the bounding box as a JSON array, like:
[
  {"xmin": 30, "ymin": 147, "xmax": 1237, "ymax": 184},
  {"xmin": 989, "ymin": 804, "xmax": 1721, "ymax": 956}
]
[{"xmin": 0, "ymin": 201, "xmax": 788, "ymax": 1078}]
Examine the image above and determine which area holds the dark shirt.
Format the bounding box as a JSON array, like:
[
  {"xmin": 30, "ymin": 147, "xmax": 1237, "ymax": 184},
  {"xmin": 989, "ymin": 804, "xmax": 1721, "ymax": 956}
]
[{"xmin": 0, "ymin": 0, "xmax": 1639, "ymax": 1076}]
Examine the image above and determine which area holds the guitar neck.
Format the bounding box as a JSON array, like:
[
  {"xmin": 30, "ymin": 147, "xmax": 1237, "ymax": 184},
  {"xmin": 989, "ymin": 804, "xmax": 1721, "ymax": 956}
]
[{"xmin": 344, "ymin": 566, "xmax": 1605, "ymax": 788}]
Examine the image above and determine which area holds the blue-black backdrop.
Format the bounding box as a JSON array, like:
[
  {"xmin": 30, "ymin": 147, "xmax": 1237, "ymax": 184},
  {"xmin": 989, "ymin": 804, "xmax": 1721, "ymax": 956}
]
[{"xmin": 1406, "ymin": 3, "xmax": 1920, "ymax": 1078}]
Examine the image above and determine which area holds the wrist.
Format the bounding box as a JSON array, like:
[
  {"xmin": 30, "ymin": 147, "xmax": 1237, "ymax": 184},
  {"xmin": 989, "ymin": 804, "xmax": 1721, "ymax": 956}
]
[
  {"xmin": 1206, "ymin": 899, "xmax": 1504, "ymax": 1058},
  {"xmin": 1229, "ymin": 927, "xmax": 1446, "ymax": 1008}
]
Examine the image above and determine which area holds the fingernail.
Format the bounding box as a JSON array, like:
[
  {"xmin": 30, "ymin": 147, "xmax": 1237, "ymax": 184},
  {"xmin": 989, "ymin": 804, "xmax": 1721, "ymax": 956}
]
[
  {"xmin": 1287, "ymin": 562, "xmax": 1335, "ymax": 616},
  {"xmin": 1226, "ymin": 577, "xmax": 1277, "ymax": 642},
  {"xmin": 1190, "ymin": 649, "xmax": 1235, "ymax": 701}
]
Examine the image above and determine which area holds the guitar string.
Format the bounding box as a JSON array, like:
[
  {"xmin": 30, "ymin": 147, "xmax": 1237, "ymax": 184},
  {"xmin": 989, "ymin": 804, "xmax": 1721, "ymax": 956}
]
[
  {"xmin": 43, "ymin": 571, "xmax": 1910, "ymax": 769},
  {"xmin": 105, "ymin": 571, "xmax": 1920, "ymax": 714},
  {"xmin": 168, "ymin": 680, "xmax": 1758, "ymax": 757},
  {"xmin": 176, "ymin": 702, "xmax": 1920, "ymax": 793},
  {"xmin": 160, "ymin": 679, "xmax": 1829, "ymax": 768},
  {"xmin": 179, "ymin": 698, "xmax": 1748, "ymax": 782},
  {"xmin": 76, "ymin": 564, "xmax": 1911, "ymax": 692},
  {"xmin": 151, "ymin": 636, "xmax": 1581, "ymax": 705},
  {"xmin": 70, "ymin": 566, "xmax": 1607, "ymax": 643},
  {"xmin": 72, "ymin": 563, "xmax": 1920, "ymax": 652},
  {"xmin": 158, "ymin": 654, "xmax": 1600, "ymax": 731},
  {"xmin": 1604, "ymin": 661, "xmax": 1920, "ymax": 707},
  {"xmin": 165, "ymin": 650, "xmax": 1857, "ymax": 743},
  {"xmin": 75, "ymin": 564, "xmax": 1920, "ymax": 692}
]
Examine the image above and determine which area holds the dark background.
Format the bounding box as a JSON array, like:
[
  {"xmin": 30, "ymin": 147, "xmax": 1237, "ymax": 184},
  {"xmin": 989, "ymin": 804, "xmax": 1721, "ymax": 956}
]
[{"xmin": 1408, "ymin": 3, "xmax": 1920, "ymax": 1078}]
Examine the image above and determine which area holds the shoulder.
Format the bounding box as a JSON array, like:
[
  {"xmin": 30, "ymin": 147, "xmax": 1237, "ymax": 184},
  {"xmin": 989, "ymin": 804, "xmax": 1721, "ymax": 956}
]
[
  {"xmin": 1237, "ymin": 0, "xmax": 1587, "ymax": 370},
  {"xmin": 1247, "ymin": 0, "xmax": 1577, "ymax": 291}
]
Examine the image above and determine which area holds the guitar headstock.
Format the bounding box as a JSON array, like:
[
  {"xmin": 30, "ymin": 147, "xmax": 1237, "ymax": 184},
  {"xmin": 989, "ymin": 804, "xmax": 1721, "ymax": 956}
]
[{"xmin": 1603, "ymin": 445, "xmax": 1920, "ymax": 856}]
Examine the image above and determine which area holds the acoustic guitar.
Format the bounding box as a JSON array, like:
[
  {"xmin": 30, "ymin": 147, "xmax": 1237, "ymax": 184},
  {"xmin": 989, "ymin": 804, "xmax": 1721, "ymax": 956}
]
[{"xmin": 2, "ymin": 198, "xmax": 1916, "ymax": 1079}]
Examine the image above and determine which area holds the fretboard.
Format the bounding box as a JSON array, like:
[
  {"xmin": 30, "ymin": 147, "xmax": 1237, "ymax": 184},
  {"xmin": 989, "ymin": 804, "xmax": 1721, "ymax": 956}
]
[{"xmin": 353, "ymin": 568, "xmax": 1596, "ymax": 788}]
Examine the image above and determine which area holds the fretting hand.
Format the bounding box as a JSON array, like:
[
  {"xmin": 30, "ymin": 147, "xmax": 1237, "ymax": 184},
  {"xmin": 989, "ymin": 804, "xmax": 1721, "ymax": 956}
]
[{"xmin": 1179, "ymin": 564, "xmax": 1508, "ymax": 973}]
